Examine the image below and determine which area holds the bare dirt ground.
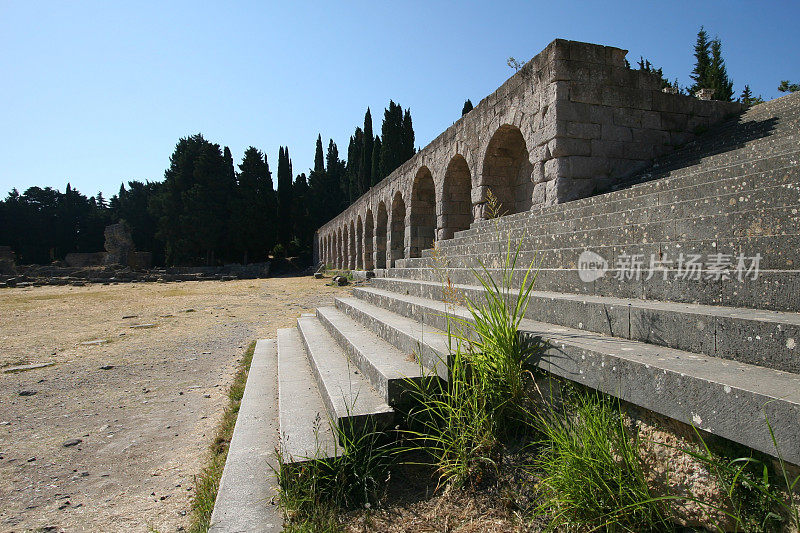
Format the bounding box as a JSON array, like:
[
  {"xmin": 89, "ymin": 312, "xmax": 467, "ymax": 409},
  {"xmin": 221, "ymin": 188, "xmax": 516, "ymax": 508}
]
[{"xmin": 0, "ymin": 276, "xmax": 345, "ymax": 533}]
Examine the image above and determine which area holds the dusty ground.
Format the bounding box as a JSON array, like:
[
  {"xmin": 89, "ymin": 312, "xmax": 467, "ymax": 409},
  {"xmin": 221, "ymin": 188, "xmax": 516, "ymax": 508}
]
[{"xmin": 0, "ymin": 276, "xmax": 346, "ymax": 533}]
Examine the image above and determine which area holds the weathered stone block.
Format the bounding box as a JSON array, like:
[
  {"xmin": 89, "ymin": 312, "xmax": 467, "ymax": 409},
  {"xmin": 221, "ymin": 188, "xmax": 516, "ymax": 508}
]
[
  {"xmin": 613, "ymin": 107, "xmax": 643, "ymax": 128},
  {"xmin": 566, "ymin": 121, "xmax": 602, "ymax": 139},
  {"xmin": 548, "ymin": 137, "xmax": 591, "ymax": 158},
  {"xmin": 601, "ymin": 123, "xmax": 633, "ymax": 142}
]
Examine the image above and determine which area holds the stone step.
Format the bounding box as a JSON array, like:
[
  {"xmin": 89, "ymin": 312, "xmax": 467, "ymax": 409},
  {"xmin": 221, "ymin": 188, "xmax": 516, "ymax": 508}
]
[
  {"xmin": 382, "ymin": 266, "xmax": 800, "ymax": 313},
  {"xmin": 446, "ymin": 165, "xmax": 800, "ymax": 246},
  {"xmin": 350, "ymin": 286, "xmax": 800, "ymax": 465},
  {"xmin": 453, "ymin": 151, "xmax": 800, "ymax": 241},
  {"xmin": 441, "ymin": 174, "xmax": 800, "ymax": 250},
  {"xmin": 368, "ymin": 278, "xmax": 800, "ymax": 374},
  {"xmin": 210, "ymin": 339, "xmax": 282, "ymax": 532},
  {"xmin": 315, "ymin": 306, "xmax": 434, "ymax": 406},
  {"xmin": 424, "ymin": 204, "xmax": 800, "ymax": 267},
  {"xmin": 296, "ymin": 316, "xmax": 394, "ymax": 434},
  {"xmin": 334, "ymin": 296, "xmax": 451, "ymax": 380},
  {"xmin": 410, "ymin": 233, "xmax": 800, "ymax": 272},
  {"xmin": 276, "ymin": 327, "xmax": 337, "ymax": 464}
]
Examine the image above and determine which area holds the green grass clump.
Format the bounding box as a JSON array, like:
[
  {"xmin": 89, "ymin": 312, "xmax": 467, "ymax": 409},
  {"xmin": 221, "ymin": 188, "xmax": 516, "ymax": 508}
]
[
  {"xmin": 186, "ymin": 341, "xmax": 255, "ymax": 533},
  {"xmin": 532, "ymin": 390, "xmax": 672, "ymax": 532},
  {"xmin": 276, "ymin": 415, "xmax": 395, "ymax": 531}
]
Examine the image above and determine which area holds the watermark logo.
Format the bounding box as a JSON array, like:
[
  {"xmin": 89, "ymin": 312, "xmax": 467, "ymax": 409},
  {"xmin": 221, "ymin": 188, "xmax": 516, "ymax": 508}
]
[
  {"xmin": 578, "ymin": 250, "xmax": 608, "ymax": 282},
  {"xmin": 577, "ymin": 250, "xmax": 762, "ymax": 282}
]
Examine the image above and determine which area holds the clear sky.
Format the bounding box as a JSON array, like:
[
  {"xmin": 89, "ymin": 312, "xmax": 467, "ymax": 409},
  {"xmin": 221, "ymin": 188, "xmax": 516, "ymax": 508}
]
[{"xmin": 1, "ymin": 1, "xmax": 798, "ymax": 199}]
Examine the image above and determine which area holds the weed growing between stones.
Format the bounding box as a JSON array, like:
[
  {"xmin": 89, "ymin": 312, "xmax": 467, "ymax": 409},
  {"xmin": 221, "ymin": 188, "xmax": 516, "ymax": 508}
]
[
  {"xmin": 676, "ymin": 415, "xmax": 800, "ymax": 532},
  {"xmin": 187, "ymin": 341, "xmax": 256, "ymax": 533},
  {"xmin": 275, "ymin": 410, "xmax": 396, "ymax": 532},
  {"xmin": 531, "ymin": 388, "xmax": 673, "ymax": 531}
]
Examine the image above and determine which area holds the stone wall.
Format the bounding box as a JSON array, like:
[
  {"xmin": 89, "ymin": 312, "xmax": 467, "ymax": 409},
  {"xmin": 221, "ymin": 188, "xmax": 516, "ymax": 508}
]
[{"xmin": 316, "ymin": 39, "xmax": 742, "ymax": 270}]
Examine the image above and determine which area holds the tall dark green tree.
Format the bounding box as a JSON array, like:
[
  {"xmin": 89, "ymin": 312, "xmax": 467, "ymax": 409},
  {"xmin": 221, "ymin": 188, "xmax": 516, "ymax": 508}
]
[
  {"xmin": 308, "ymin": 134, "xmax": 328, "ymax": 232},
  {"xmin": 360, "ymin": 108, "xmax": 374, "ymax": 194},
  {"xmin": 690, "ymin": 27, "xmax": 712, "ymax": 95},
  {"xmin": 292, "ymin": 172, "xmax": 311, "ymax": 252},
  {"xmin": 232, "ymin": 147, "xmax": 274, "ymax": 262},
  {"xmin": 151, "ymin": 133, "xmax": 232, "ymax": 265},
  {"xmin": 778, "ymin": 80, "xmax": 799, "ymax": 93},
  {"xmin": 379, "ymin": 101, "xmax": 416, "ymax": 179},
  {"xmin": 276, "ymin": 146, "xmax": 294, "ymax": 249},
  {"xmin": 326, "ymin": 139, "xmax": 346, "ymax": 217},
  {"xmin": 462, "ymin": 99, "xmax": 473, "ymax": 116},
  {"xmin": 371, "ymin": 136, "xmax": 382, "ymax": 185},
  {"xmin": 708, "ymin": 38, "xmax": 734, "ymax": 101},
  {"xmin": 345, "ymin": 128, "xmax": 363, "ymax": 205},
  {"xmin": 111, "ymin": 180, "xmax": 163, "ymax": 264}
]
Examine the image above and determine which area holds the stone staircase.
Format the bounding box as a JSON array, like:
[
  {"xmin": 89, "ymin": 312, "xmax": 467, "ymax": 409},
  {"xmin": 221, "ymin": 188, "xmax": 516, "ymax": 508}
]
[{"xmin": 276, "ymin": 93, "xmax": 800, "ymax": 470}]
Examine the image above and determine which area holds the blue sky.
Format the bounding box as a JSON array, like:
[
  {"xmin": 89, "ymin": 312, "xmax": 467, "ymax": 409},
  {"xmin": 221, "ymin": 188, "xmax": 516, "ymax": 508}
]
[{"xmin": 1, "ymin": 1, "xmax": 798, "ymax": 199}]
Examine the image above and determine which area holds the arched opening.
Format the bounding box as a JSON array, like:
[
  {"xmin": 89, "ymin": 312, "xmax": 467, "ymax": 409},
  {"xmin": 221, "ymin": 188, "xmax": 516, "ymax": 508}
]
[
  {"xmin": 480, "ymin": 124, "xmax": 532, "ymax": 217},
  {"xmin": 376, "ymin": 202, "xmax": 388, "ymax": 269},
  {"xmin": 390, "ymin": 191, "xmax": 406, "ymax": 267},
  {"xmin": 440, "ymin": 155, "xmax": 473, "ymax": 240},
  {"xmin": 356, "ymin": 217, "xmax": 364, "ymax": 270},
  {"xmin": 336, "ymin": 227, "xmax": 343, "ymax": 268},
  {"xmin": 409, "ymin": 167, "xmax": 436, "ymax": 258},
  {"xmin": 364, "ymin": 209, "xmax": 374, "ymax": 270},
  {"xmin": 349, "ymin": 221, "xmax": 356, "ymax": 269}
]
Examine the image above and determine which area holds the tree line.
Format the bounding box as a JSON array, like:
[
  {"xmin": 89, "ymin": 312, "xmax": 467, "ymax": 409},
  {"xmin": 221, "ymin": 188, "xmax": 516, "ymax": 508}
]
[{"xmin": 0, "ymin": 101, "xmax": 416, "ymax": 267}]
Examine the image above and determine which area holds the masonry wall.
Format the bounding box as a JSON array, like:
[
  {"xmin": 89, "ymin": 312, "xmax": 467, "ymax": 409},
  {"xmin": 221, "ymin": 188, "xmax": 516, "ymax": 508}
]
[{"xmin": 316, "ymin": 39, "xmax": 742, "ymax": 270}]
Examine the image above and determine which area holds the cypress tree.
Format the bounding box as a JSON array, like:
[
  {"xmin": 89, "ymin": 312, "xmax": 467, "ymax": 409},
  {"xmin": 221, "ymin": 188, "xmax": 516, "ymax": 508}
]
[
  {"xmin": 690, "ymin": 26, "xmax": 712, "ymax": 95},
  {"xmin": 360, "ymin": 108, "xmax": 373, "ymax": 196},
  {"xmin": 402, "ymin": 108, "xmax": 415, "ymax": 160},
  {"xmin": 345, "ymin": 128, "xmax": 363, "ymax": 205},
  {"xmin": 708, "ymin": 38, "xmax": 734, "ymax": 101},
  {"xmin": 292, "ymin": 172, "xmax": 310, "ymax": 252},
  {"xmin": 462, "ymin": 99, "xmax": 473, "ymax": 116},
  {"xmin": 371, "ymin": 136, "xmax": 382, "ymax": 185},
  {"xmin": 308, "ymin": 134, "xmax": 327, "ymax": 232},
  {"xmin": 379, "ymin": 101, "xmax": 415, "ymax": 179},
  {"xmin": 276, "ymin": 146, "xmax": 293, "ymax": 248},
  {"xmin": 326, "ymin": 139, "xmax": 346, "ymax": 217}
]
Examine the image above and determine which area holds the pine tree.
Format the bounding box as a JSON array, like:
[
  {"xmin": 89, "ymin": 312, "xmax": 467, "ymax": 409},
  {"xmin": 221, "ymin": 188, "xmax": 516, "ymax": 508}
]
[
  {"xmin": 233, "ymin": 147, "xmax": 273, "ymax": 262},
  {"xmin": 360, "ymin": 108, "xmax": 373, "ymax": 196},
  {"xmin": 371, "ymin": 136, "xmax": 382, "ymax": 185},
  {"xmin": 708, "ymin": 38, "xmax": 734, "ymax": 101},
  {"xmin": 462, "ymin": 99, "xmax": 473, "ymax": 116},
  {"xmin": 690, "ymin": 26, "xmax": 712, "ymax": 95},
  {"xmin": 778, "ymin": 80, "xmax": 800, "ymax": 93}
]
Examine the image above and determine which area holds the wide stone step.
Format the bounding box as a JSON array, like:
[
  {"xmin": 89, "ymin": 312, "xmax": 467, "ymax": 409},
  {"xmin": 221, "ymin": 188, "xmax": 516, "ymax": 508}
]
[
  {"xmin": 409, "ymin": 233, "xmax": 800, "ymax": 272},
  {"xmin": 453, "ymin": 152, "xmax": 800, "ymax": 241},
  {"xmin": 315, "ymin": 306, "xmax": 434, "ymax": 406},
  {"xmin": 427, "ymin": 203, "xmax": 800, "ymax": 266},
  {"xmin": 296, "ymin": 316, "xmax": 394, "ymax": 433},
  {"xmin": 277, "ymin": 327, "xmax": 337, "ymax": 464},
  {"xmin": 350, "ymin": 287, "xmax": 800, "ymax": 465},
  {"xmin": 445, "ymin": 166, "xmax": 800, "ymax": 247},
  {"xmin": 334, "ymin": 296, "xmax": 451, "ymax": 380},
  {"xmin": 367, "ymin": 278, "xmax": 800, "ymax": 374},
  {"xmin": 382, "ymin": 266, "xmax": 800, "ymax": 313}
]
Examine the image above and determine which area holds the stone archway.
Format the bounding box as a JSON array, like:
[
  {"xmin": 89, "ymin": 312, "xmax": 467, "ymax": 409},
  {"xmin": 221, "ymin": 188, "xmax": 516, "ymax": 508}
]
[
  {"xmin": 390, "ymin": 192, "xmax": 406, "ymax": 267},
  {"xmin": 349, "ymin": 220, "xmax": 356, "ymax": 269},
  {"xmin": 376, "ymin": 202, "xmax": 388, "ymax": 269},
  {"xmin": 410, "ymin": 167, "xmax": 436, "ymax": 258},
  {"xmin": 356, "ymin": 216, "xmax": 363, "ymax": 270},
  {"xmin": 440, "ymin": 155, "xmax": 473, "ymax": 240},
  {"xmin": 364, "ymin": 209, "xmax": 374, "ymax": 270},
  {"xmin": 336, "ymin": 227, "xmax": 343, "ymax": 268},
  {"xmin": 480, "ymin": 124, "xmax": 533, "ymax": 217}
]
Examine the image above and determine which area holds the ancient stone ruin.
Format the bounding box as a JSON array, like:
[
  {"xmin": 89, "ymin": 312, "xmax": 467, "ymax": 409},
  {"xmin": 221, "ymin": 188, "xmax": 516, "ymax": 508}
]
[{"xmin": 215, "ymin": 38, "xmax": 800, "ymax": 531}]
